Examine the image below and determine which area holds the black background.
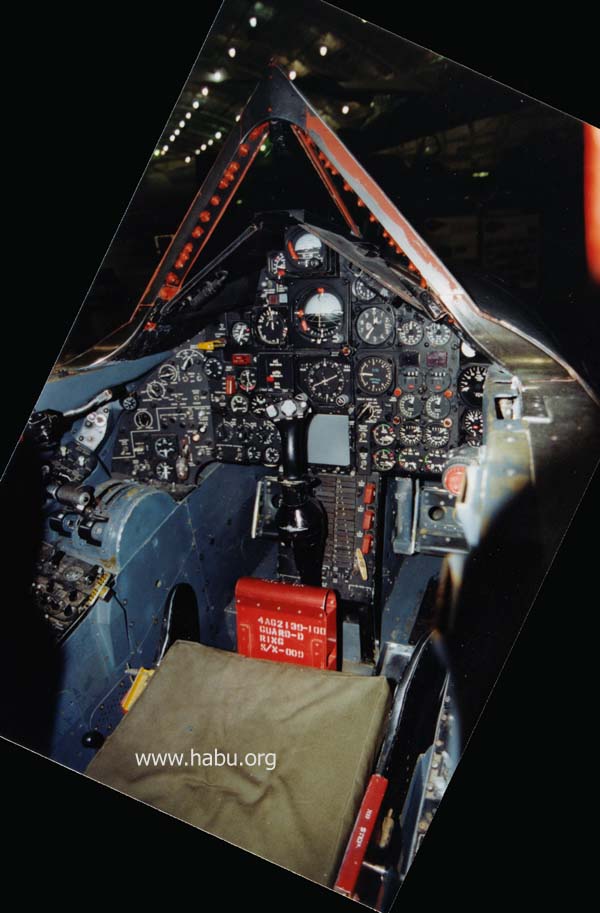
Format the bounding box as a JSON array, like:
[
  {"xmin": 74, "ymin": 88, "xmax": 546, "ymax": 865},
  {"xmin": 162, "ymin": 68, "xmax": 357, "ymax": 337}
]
[{"xmin": 2, "ymin": 3, "xmax": 597, "ymax": 907}]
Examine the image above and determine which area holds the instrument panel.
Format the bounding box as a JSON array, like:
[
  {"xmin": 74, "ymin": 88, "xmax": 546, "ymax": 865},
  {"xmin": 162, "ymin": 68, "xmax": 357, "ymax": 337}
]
[{"xmin": 112, "ymin": 225, "xmax": 488, "ymax": 487}]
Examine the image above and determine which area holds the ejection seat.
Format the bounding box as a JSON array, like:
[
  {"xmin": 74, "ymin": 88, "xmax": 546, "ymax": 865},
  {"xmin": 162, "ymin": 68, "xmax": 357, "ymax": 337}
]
[{"xmin": 85, "ymin": 578, "xmax": 392, "ymax": 889}]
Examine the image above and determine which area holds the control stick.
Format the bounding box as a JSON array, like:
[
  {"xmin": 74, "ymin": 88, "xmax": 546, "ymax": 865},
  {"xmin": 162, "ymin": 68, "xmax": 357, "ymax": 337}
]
[{"xmin": 265, "ymin": 395, "xmax": 327, "ymax": 587}]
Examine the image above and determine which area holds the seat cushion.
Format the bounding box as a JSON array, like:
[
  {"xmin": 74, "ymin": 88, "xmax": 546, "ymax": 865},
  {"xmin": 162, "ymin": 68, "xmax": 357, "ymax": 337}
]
[{"xmin": 86, "ymin": 641, "xmax": 391, "ymax": 886}]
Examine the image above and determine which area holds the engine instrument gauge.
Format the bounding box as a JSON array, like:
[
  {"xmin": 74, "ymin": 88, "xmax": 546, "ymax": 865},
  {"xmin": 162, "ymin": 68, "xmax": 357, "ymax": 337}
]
[
  {"xmin": 304, "ymin": 358, "xmax": 346, "ymax": 404},
  {"xmin": 203, "ymin": 358, "xmax": 223, "ymax": 379},
  {"xmin": 357, "ymin": 356, "xmax": 393, "ymax": 395},
  {"xmin": 372, "ymin": 448, "xmax": 396, "ymax": 472},
  {"xmin": 397, "ymin": 449, "xmax": 420, "ymax": 472},
  {"xmin": 397, "ymin": 394, "xmax": 422, "ymax": 419},
  {"xmin": 264, "ymin": 447, "xmax": 280, "ymax": 465},
  {"xmin": 422, "ymin": 451, "xmax": 446, "ymax": 474},
  {"xmin": 256, "ymin": 307, "xmax": 288, "ymax": 346},
  {"xmin": 231, "ymin": 321, "xmax": 251, "ymax": 345},
  {"xmin": 425, "ymin": 322, "xmax": 452, "ymax": 346},
  {"xmin": 399, "ymin": 422, "xmax": 422, "ymax": 446},
  {"xmin": 134, "ymin": 410, "xmax": 153, "ymax": 430},
  {"xmin": 230, "ymin": 394, "xmax": 249, "ymax": 414},
  {"xmin": 146, "ymin": 380, "xmax": 166, "ymax": 400},
  {"xmin": 238, "ymin": 368, "xmax": 257, "ymax": 392},
  {"xmin": 423, "ymin": 423, "xmax": 450, "ymax": 448},
  {"xmin": 251, "ymin": 395, "xmax": 268, "ymax": 414},
  {"xmin": 397, "ymin": 320, "xmax": 424, "ymax": 346},
  {"xmin": 458, "ymin": 365, "xmax": 488, "ymax": 407},
  {"xmin": 294, "ymin": 287, "xmax": 344, "ymax": 343},
  {"xmin": 356, "ymin": 306, "xmax": 395, "ymax": 346},
  {"xmin": 176, "ymin": 349, "xmax": 203, "ymax": 371},
  {"xmin": 461, "ymin": 408, "xmax": 484, "ymax": 445},
  {"xmin": 424, "ymin": 394, "xmax": 451, "ymax": 420},
  {"xmin": 373, "ymin": 423, "xmax": 396, "ymax": 446}
]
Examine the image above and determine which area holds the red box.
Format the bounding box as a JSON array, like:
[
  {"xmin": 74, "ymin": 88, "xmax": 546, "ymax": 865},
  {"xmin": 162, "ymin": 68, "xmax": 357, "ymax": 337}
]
[{"xmin": 235, "ymin": 578, "xmax": 338, "ymax": 670}]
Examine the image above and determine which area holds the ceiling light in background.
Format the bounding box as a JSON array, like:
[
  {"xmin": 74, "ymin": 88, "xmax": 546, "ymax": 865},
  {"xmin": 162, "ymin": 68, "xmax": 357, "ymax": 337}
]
[
  {"xmin": 169, "ymin": 134, "xmax": 175, "ymax": 141},
  {"xmin": 185, "ymin": 156, "xmax": 192, "ymax": 164},
  {"xmin": 192, "ymin": 100, "xmax": 200, "ymax": 109},
  {"xmin": 179, "ymin": 120, "xmax": 185, "ymax": 128},
  {"xmin": 201, "ymin": 144, "xmax": 207, "ymax": 151},
  {"xmin": 201, "ymin": 86, "xmax": 209, "ymax": 96},
  {"xmin": 215, "ymin": 131, "xmax": 222, "ymax": 139},
  {"xmin": 249, "ymin": 16, "xmax": 257, "ymax": 27},
  {"xmin": 342, "ymin": 105, "xmax": 349, "ymax": 114},
  {"xmin": 174, "ymin": 129, "xmax": 180, "ymax": 136},
  {"xmin": 289, "ymin": 69, "xmax": 297, "ymax": 80},
  {"xmin": 228, "ymin": 48, "xmax": 236, "ymax": 58},
  {"xmin": 319, "ymin": 45, "xmax": 328, "ymax": 57},
  {"xmin": 235, "ymin": 114, "xmax": 241, "ymax": 122},
  {"xmin": 208, "ymin": 139, "xmax": 214, "ymax": 146},
  {"xmin": 185, "ymin": 112, "xmax": 192, "ymax": 120},
  {"xmin": 195, "ymin": 149, "xmax": 201, "ymax": 155},
  {"xmin": 162, "ymin": 144, "xmax": 169, "ymax": 152}
]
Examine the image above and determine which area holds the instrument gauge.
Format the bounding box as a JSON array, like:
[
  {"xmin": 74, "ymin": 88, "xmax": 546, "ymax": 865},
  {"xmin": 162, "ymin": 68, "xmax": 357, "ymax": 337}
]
[
  {"xmin": 269, "ymin": 252, "xmax": 286, "ymax": 275},
  {"xmin": 264, "ymin": 447, "xmax": 280, "ymax": 465},
  {"xmin": 372, "ymin": 423, "xmax": 396, "ymax": 446},
  {"xmin": 238, "ymin": 368, "xmax": 257, "ymax": 392},
  {"xmin": 121, "ymin": 394, "xmax": 138, "ymax": 412},
  {"xmin": 462, "ymin": 408, "xmax": 484, "ymax": 445},
  {"xmin": 134, "ymin": 410, "xmax": 153, "ymax": 430},
  {"xmin": 458, "ymin": 364, "xmax": 488, "ymax": 407},
  {"xmin": 372, "ymin": 448, "xmax": 396, "ymax": 472},
  {"xmin": 397, "ymin": 394, "xmax": 421, "ymax": 419},
  {"xmin": 356, "ymin": 306, "xmax": 395, "ymax": 346},
  {"xmin": 155, "ymin": 436, "xmax": 177, "ymax": 458},
  {"xmin": 158, "ymin": 363, "xmax": 178, "ymax": 384},
  {"xmin": 259, "ymin": 421, "xmax": 278, "ymax": 446},
  {"xmin": 397, "ymin": 320, "xmax": 424, "ymax": 346},
  {"xmin": 357, "ymin": 356, "xmax": 393, "ymax": 395},
  {"xmin": 286, "ymin": 231, "xmax": 324, "ymax": 270},
  {"xmin": 352, "ymin": 276, "xmax": 378, "ymax": 301},
  {"xmin": 230, "ymin": 394, "xmax": 249, "ymax": 414},
  {"xmin": 397, "ymin": 449, "xmax": 420, "ymax": 472},
  {"xmin": 251, "ymin": 395, "xmax": 268, "ymax": 415},
  {"xmin": 425, "ymin": 322, "xmax": 452, "ymax": 346},
  {"xmin": 423, "ymin": 423, "xmax": 450, "ymax": 449},
  {"xmin": 305, "ymin": 359, "xmax": 346, "ymax": 404},
  {"xmin": 256, "ymin": 307, "xmax": 289, "ymax": 346},
  {"xmin": 422, "ymin": 450, "xmax": 446, "ymax": 474},
  {"xmin": 176, "ymin": 348, "xmax": 203, "ymax": 371},
  {"xmin": 203, "ymin": 358, "xmax": 223, "ymax": 379},
  {"xmin": 231, "ymin": 321, "xmax": 251, "ymax": 346},
  {"xmin": 246, "ymin": 446, "xmax": 262, "ymax": 462},
  {"xmin": 427, "ymin": 370, "xmax": 451, "ymax": 393},
  {"xmin": 155, "ymin": 462, "xmax": 174, "ymax": 482},
  {"xmin": 294, "ymin": 287, "xmax": 344, "ymax": 344},
  {"xmin": 424, "ymin": 394, "xmax": 451, "ymax": 420},
  {"xmin": 399, "ymin": 422, "xmax": 422, "ymax": 446}
]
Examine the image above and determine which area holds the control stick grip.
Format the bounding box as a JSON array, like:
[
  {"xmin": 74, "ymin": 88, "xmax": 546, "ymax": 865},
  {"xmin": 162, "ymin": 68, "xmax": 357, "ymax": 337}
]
[{"xmin": 265, "ymin": 396, "xmax": 311, "ymax": 480}]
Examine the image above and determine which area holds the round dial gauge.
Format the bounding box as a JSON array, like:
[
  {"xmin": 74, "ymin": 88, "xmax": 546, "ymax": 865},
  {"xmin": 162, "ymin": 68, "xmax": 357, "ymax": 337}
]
[
  {"xmin": 372, "ymin": 448, "xmax": 396, "ymax": 472},
  {"xmin": 64, "ymin": 566, "xmax": 83, "ymax": 582},
  {"xmin": 134, "ymin": 410, "xmax": 153, "ymax": 430},
  {"xmin": 256, "ymin": 307, "xmax": 288, "ymax": 346},
  {"xmin": 251, "ymin": 395, "xmax": 268, "ymax": 415},
  {"xmin": 295, "ymin": 288, "xmax": 344, "ymax": 343},
  {"xmin": 352, "ymin": 276, "xmax": 378, "ymax": 301},
  {"xmin": 218, "ymin": 420, "xmax": 236, "ymax": 443},
  {"xmin": 155, "ymin": 461, "xmax": 174, "ymax": 481},
  {"xmin": 399, "ymin": 422, "xmax": 422, "ymax": 446},
  {"xmin": 238, "ymin": 368, "xmax": 257, "ymax": 392},
  {"xmin": 270, "ymin": 252, "xmax": 286, "ymax": 275},
  {"xmin": 458, "ymin": 364, "xmax": 488, "ymax": 407},
  {"xmin": 264, "ymin": 447, "xmax": 280, "ymax": 465},
  {"xmin": 397, "ymin": 449, "xmax": 420, "ymax": 472},
  {"xmin": 422, "ymin": 450, "xmax": 446, "ymax": 474},
  {"xmin": 158, "ymin": 363, "xmax": 178, "ymax": 384},
  {"xmin": 461, "ymin": 408, "xmax": 484, "ymax": 444},
  {"xmin": 230, "ymin": 394, "xmax": 249, "ymax": 414},
  {"xmin": 176, "ymin": 348, "xmax": 203, "ymax": 371},
  {"xmin": 357, "ymin": 356, "xmax": 393, "ymax": 395},
  {"xmin": 305, "ymin": 359, "xmax": 346, "ymax": 404},
  {"xmin": 287, "ymin": 231, "xmax": 324, "ymax": 270},
  {"xmin": 423, "ymin": 423, "xmax": 450, "ymax": 449},
  {"xmin": 373, "ymin": 423, "xmax": 396, "ymax": 446},
  {"xmin": 155, "ymin": 436, "xmax": 177, "ymax": 458},
  {"xmin": 397, "ymin": 394, "xmax": 422, "ymax": 419},
  {"xmin": 427, "ymin": 370, "xmax": 451, "ymax": 393},
  {"xmin": 399, "ymin": 369, "xmax": 422, "ymax": 393},
  {"xmin": 424, "ymin": 394, "xmax": 451, "ymax": 420},
  {"xmin": 397, "ymin": 320, "xmax": 424, "ymax": 346},
  {"xmin": 356, "ymin": 306, "xmax": 395, "ymax": 346},
  {"xmin": 246, "ymin": 446, "xmax": 262, "ymax": 462},
  {"xmin": 231, "ymin": 321, "xmax": 251, "ymax": 345},
  {"xmin": 203, "ymin": 358, "xmax": 223, "ymax": 378},
  {"xmin": 121, "ymin": 394, "xmax": 138, "ymax": 412},
  {"xmin": 146, "ymin": 380, "xmax": 166, "ymax": 400},
  {"xmin": 425, "ymin": 322, "xmax": 452, "ymax": 346}
]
